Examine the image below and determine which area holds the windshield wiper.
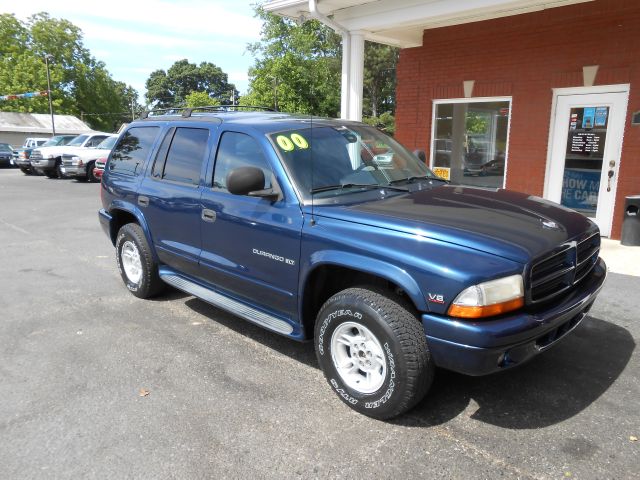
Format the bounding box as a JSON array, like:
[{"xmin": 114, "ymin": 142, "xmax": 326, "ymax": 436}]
[
  {"xmin": 310, "ymin": 183, "xmax": 408, "ymax": 194},
  {"xmin": 388, "ymin": 175, "xmax": 448, "ymax": 185}
]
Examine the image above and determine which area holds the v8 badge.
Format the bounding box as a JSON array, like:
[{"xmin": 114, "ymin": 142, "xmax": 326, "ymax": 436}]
[{"xmin": 427, "ymin": 293, "xmax": 445, "ymax": 304}]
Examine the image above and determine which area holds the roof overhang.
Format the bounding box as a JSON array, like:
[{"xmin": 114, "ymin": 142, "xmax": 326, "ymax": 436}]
[{"xmin": 264, "ymin": 0, "xmax": 594, "ymax": 47}]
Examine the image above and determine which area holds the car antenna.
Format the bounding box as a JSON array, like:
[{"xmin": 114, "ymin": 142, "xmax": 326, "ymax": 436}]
[{"xmin": 310, "ymin": 113, "xmax": 315, "ymax": 226}]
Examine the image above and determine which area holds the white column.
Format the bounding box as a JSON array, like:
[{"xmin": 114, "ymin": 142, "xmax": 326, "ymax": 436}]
[
  {"xmin": 347, "ymin": 32, "xmax": 365, "ymax": 122},
  {"xmin": 340, "ymin": 32, "xmax": 350, "ymax": 120}
]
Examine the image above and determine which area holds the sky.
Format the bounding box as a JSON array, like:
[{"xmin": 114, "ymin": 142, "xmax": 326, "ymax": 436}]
[{"xmin": 2, "ymin": 0, "xmax": 264, "ymax": 100}]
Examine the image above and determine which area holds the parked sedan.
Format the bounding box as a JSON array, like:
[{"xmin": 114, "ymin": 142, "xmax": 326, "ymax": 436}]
[{"xmin": 0, "ymin": 143, "xmax": 15, "ymax": 167}]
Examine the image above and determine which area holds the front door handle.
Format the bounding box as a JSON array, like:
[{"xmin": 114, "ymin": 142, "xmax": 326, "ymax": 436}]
[
  {"xmin": 607, "ymin": 169, "xmax": 614, "ymax": 192},
  {"xmin": 138, "ymin": 195, "xmax": 149, "ymax": 207},
  {"xmin": 201, "ymin": 209, "xmax": 216, "ymax": 223}
]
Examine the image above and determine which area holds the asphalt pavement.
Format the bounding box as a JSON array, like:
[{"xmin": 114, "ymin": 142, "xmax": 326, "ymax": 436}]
[{"xmin": 0, "ymin": 168, "xmax": 638, "ymax": 479}]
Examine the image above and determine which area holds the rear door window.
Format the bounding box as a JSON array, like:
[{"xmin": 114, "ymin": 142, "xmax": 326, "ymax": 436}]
[
  {"xmin": 153, "ymin": 127, "xmax": 209, "ymax": 185},
  {"xmin": 109, "ymin": 127, "xmax": 159, "ymax": 176}
]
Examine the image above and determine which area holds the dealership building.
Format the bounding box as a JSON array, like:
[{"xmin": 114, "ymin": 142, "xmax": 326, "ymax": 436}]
[{"xmin": 266, "ymin": 0, "xmax": 639, "ymax": 238}]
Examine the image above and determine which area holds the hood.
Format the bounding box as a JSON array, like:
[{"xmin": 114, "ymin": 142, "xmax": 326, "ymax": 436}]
[
  {"xmin": 312, "ymin": 185, "xmax": 597, "ymax": 264},
  {"xmin": 69, "ymin": 147, "xmax": 111, "ymax": 161}
]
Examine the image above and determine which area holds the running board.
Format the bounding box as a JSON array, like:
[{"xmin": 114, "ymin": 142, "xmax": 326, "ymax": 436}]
[{"xmin": 160, "ymin": 273, "xmax": 294, "ymax": 335}]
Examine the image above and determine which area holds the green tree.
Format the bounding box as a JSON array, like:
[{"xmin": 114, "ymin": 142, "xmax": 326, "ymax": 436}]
[
  {"xmin": 185, "ymin": 91, "xmax": 221, "ymax": 108},
  {"xmin": 145, "ymin": 59, "xmax": 237, "ymax": 108},
  {"xmin": 0, "ymin": 13, "xmax": 138, "ymax": 131},
  {"xmin": 245, "ymin": 7, "xmax": 399, "ymax": 119},
  {"xmin": 363, "ymin": 43, "xmax": 398, "ymax": 117},
  {"xmin": 244, "ymin": 7, "xmax": 341, "ymax": 116}
]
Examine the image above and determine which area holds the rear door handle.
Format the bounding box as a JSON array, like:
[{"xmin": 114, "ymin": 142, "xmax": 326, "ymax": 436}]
[
  {"xmin": 138, "ymin": 196, "xmax": 149, "ymax": 207},
  {"xmin": 201, "ymin": 209, "xmax": 216, "ymax": 223}
]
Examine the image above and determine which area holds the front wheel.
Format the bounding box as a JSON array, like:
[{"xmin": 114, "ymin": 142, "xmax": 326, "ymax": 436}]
[{"xmin": 314, "ymin": 287, "xmax": 434, "ymax": 419}]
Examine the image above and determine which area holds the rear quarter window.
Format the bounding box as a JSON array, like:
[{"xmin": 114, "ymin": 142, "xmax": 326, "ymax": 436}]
[{"xmin": 109, "ymin": 127, "xmax": 160, "ymax": 176}]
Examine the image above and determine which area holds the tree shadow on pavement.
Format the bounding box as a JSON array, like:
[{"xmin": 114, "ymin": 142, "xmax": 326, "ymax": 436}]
[{"xmin": 397, "ymin": 315, "xmax": 635, "ymax": 429}]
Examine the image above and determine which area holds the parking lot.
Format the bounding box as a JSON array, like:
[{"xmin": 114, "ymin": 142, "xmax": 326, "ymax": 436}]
[{"xmin": 0, "ymin": 168, "xmax": 638, "ymax": 479}]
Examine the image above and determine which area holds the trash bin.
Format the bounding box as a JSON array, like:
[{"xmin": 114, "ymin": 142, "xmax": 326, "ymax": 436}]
[{"xmin": 621, "ymin": 195, "xmax": 640, "ymax": 246}]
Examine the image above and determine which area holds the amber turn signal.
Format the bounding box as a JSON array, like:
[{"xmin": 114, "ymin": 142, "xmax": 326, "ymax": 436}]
[{"xmin": 448, "ymin": 296, "xmax": 524, "ymax": 319}]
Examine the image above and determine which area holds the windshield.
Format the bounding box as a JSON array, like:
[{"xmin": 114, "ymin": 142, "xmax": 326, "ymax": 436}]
[
  {"xmin": 270, "ymin": 124, "xmax": 439, "ymax": 199},
  {"xmin": 41, "ymin": 136, "xmax": 73, "ymax": 147},
  {"xmin": 68, "ymin": 134, "xmax": 89, "ymax": 146},
  {"xmin": 0, "ymin": 143, "xmax": 12, "ymax": 152},
  {"xmin": 97, "ymin": 136, "xmax": 117, "ymax": 150}
]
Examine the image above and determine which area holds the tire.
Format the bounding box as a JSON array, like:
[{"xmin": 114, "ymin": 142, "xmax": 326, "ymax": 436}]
[
  {"xmin": 314, "ymin": 287, "xmax": 434, "ymax": 420},
  {"xmin": 19, "ymin": 167, "xmax": 31, "ymax": 175},
  {"xmin": 115, "ymin": 223, "xmax": 165, "ymax": 299},
  {"xmin": 44, "ymin": 169, "xmax": 57, "ymax": 179},
  {"xmin": 55, "ymin": 162, "xmax": 65, "ymax": 179},
  {"xmin": 87, "ymin": 162, "xmax": 99, "ymax": 182}
]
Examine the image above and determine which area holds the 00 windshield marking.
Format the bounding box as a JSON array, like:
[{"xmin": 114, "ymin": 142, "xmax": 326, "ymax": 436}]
[{"xmin": 270, "ymin": 125, "xmax": 438, "ymax": 199}]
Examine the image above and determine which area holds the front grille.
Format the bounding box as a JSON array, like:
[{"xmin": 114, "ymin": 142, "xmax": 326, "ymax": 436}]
[
  {"xmin": 529, "ymin": 233, "xmax": 600, "ymax": 303},
  {"xmin": 30, "ymin": 150, "xmax": 43, "ymax": 160},
  {"xmin": 62, "ymin": 154, "xmax": 75, "ymax": 166}
]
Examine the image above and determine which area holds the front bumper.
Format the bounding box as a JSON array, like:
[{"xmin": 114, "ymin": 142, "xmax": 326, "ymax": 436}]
[
  {"xmin": 422, "ymin": 257, "xmax": 607, "ymax": 376},
  {"xmin": 31, "ymin": 158, "xmax": 56, "ymax": 170},
  {"xmin": 15, "ymin": 159, "xmax": 31, "ymax": 167},
  {"xmin": 60, "ymin": 164, "xmax": 85, "ymax": 177}
]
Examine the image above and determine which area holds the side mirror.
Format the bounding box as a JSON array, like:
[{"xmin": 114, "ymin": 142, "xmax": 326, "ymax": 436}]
[
  {"xmin": 413, "ymin": 149, "xmax": 427, "ymax": 163},
  {"xmin": 226, "ymin": 166, "xmax": 278, "ymax": 200}
]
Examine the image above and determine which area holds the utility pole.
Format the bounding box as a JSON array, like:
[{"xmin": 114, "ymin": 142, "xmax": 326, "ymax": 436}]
[
  {"xmin": 131, "ymin": 96, "xmax": 135, "ymax": 121},
  {"xmin": 273, "ymin": 77, "xmax": 278, "ymax": 111},
  {"xmin": 44, "ymin": 54, "xmax": 55, "ymax": 136}
]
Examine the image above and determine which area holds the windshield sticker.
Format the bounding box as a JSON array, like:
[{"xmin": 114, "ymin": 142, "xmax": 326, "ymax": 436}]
[
  {"xmin": 276, "ymin": 133, "xmax": 309, "ymax": 152},
  {"xmin": 276, "ymin": 135, "xmax": 295, "ymax": 152},
  {"xmin": 290, "ymin": 133, "xmax": 309, "ymax": 149}
]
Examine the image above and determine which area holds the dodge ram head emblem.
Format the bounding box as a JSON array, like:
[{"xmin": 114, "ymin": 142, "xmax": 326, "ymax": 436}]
[{"xmin": 541, "ymin": 219, "xmax": 559, "ymax": 230}]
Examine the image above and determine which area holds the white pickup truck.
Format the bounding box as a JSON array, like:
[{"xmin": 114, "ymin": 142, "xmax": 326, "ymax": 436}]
[
  {"xmin": 60, "ymin": 135, "xmax": 118, "ymax": 182},
  {"xmin": 30, "ymin": 132, "xmax": 111, "ymax": 179}
]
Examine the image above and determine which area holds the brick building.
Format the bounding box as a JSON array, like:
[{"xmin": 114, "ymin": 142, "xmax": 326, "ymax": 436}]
[{"xmin": 266, "ymin": 0, "xmax": 638, "ymax": 238}]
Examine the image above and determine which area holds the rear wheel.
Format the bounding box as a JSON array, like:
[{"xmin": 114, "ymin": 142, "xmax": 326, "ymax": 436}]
[
  {"xmin": 44, "ymin": 169, "xmax": 57, "ymax": 179},
  {"xmin": 315, "ymin": 287, "xmax": 434, "ymax": 419},
  {"xmin": 19, "ymin": 167, "xmax": 31, "ymax": 175},
  {"xmin": 115, "ymin": 223, "xmax": 165, "ymax": 299}
]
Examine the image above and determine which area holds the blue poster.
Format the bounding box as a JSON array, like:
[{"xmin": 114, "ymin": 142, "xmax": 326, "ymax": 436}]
[
  {"xmin": 582, "ymin": 107, "xmax": 596, "ymax": 129},
  {"xmin": 594, "ymin": 106, "xmax": 608, "ymax": 127},
  {"xmin": 561, "ymin": 168, "xmax": 600, "ymax": 213}
]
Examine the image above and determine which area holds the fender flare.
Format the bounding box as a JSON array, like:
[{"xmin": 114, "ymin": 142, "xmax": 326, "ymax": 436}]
[
  {"xmin": 109, "ymin": 202, "xmax": 158, "ymax": 262},
  {"xmin": 302, "ymin": 250, "xmax": 428, "ymax": 313}
]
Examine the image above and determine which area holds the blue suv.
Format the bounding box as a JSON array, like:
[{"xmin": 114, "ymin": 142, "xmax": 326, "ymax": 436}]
[{"xmin": 99, "ymin": 107, "xmax": 606, "ymax": 419}]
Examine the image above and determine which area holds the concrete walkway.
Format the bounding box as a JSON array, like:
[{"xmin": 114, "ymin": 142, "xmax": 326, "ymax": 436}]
[{"xmin": 600, "ymin": 239, "xmax": 640, "ymax": 276}]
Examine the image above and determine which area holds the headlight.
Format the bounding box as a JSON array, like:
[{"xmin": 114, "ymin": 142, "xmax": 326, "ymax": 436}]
[{"xmin": 448, "ymin": 274, "xmax": 524, "ymax": 318}]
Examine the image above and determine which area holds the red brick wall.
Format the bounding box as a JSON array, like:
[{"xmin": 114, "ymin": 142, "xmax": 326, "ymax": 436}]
[{"xmin": 396, "ymin": 0, "xmax": 640, "ymax": 238}]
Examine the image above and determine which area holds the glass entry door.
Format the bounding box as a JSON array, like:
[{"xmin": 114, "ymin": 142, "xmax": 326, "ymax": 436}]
[{"xmin": 547, "ymin": 91, "xmax": 628, "ymax": 237}]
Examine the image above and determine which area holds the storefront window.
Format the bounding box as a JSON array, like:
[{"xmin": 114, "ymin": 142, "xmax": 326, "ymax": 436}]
[{"xmin": 431, "ymin": 100, "xmax": 510, "ymax": 188}]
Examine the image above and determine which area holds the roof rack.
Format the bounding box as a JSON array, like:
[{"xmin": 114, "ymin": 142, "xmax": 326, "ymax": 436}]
[{"xmin": 139, "ymin": 105, "xmax": 276, "ymax": 119}]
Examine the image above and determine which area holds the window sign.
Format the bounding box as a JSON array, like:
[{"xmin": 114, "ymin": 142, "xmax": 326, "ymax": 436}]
[
  {"xmin": 561, "ymin": 106, "xmax": 609, "ymax": 215},
  {"xmin": 431, "ymin": 100, "xmax": 510, "ymax": 189}
]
